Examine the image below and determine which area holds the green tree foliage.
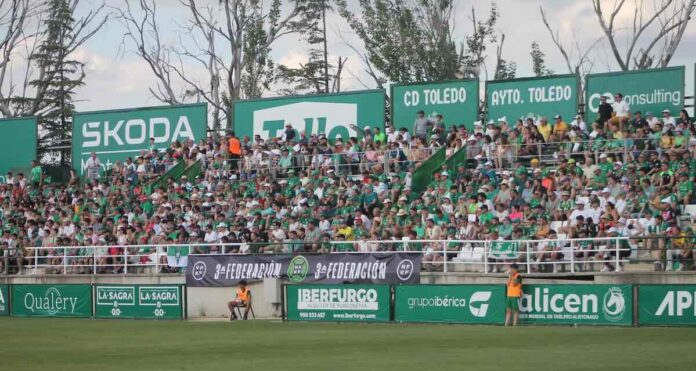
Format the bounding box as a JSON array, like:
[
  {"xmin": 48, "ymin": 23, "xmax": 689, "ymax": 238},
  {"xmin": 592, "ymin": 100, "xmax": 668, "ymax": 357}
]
[{"xmin": 530, "ymin": 41, "xmax": 553, "ymax": 77}]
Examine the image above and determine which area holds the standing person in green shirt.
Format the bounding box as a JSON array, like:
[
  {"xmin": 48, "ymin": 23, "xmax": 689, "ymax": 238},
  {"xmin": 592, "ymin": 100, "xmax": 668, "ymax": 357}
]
[{"xmin": 30, "ymin": 160, "xmax": 43, "ymax": 188}]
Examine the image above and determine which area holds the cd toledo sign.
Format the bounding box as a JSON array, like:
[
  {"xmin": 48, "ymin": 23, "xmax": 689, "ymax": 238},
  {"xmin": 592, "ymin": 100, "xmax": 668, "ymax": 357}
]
[
  {"xmin": 72, "ymin": 103, "xmax": 207, "ymax": 176},
  {"xmin": 233, "ymin": 90, "xmax": 385, "ymax": 141}
]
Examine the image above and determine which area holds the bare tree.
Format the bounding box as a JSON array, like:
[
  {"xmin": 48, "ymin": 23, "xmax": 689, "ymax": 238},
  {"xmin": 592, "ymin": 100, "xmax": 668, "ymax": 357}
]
[
  {"xmin": 0, "ymin": 0, "xmax": 34, "ymax": 117},
  {"xmin": 119, "ymin": 0, "xmax": 306, "ymax": 131},
  {"xmin": 592, "ymin": 0, "xmax": 696, "ymax": 70}
]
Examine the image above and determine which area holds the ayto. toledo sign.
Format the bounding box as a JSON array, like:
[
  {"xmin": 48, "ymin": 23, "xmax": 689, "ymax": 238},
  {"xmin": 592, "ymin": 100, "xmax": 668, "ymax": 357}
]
[
  {"xmin": 72, "ymin": 103, "xmax": 207, "ymax": 176},
  {"xmin": 486, "ymin": 75, "xmax": 578, "ymax": 123},
  {"xmin": 519, "ymin": 284, "xmax": 632, "ymax": 326}
]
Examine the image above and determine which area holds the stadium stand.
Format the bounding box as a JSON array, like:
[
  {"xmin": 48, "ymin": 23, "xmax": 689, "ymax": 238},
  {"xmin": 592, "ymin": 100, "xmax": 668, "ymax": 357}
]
[{"xmin": 0, "ymin": 104, "xmax": 695, "ymax": 276}]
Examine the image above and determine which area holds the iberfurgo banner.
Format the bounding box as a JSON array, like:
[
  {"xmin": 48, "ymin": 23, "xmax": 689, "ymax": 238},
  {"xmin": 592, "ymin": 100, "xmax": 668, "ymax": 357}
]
[
  {"xmin": 486, "ymin": 75, "xmax": 578, "ymax": 123},
  {"xmin": 232, "ymin": 90, "xmax": 385, "ymax": 142},
  {"xmin": 391, "ymin": 80, "xmax": 479, "ymax": 129},
  {"xmin": 285, "ymin": 284, "xmax": 391, "ymax": 322},
  {"xmin": 72, "ymin": 103, "xmax": 207, "ymax": 176},
  {"xmin": 585, "ymin": 66, "xmax": 684, "ymax": 120},
  {"xmin": 11, "ymin": 284, "xmax": 92, "ymax": 317},
  {"xmin": 519, "ymin": 284, "xmax": 633, "ymax": 326},
  {"xmin": 186, "ymin": 253, "xmax": 421, "ymax": 287}
]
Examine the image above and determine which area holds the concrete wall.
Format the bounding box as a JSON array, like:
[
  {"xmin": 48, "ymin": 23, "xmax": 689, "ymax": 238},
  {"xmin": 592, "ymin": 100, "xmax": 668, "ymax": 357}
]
[{"xmin": 186, "ymin": 279, "xmax": 283, "ymax": 320}]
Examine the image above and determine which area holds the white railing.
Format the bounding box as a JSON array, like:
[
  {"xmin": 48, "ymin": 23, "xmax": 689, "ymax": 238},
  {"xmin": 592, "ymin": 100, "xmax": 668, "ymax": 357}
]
[{"xmin": 0, "ymin": 236, "xmax": 658, "ymax": 275}]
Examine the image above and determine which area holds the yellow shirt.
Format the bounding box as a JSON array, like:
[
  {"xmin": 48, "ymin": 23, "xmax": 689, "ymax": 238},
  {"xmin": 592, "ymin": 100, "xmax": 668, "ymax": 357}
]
[{"xmin": 538, "ymin": 124, "xmax": 551, "ymax": 142}]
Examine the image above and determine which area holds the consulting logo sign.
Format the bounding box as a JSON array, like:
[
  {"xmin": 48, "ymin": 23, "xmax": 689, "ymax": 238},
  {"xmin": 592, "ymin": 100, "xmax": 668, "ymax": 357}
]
[
  {"xmin": 233, "ymin": 90, "xmax": 385, "ymax": 142},
  {"xmin": 585, "ymin": 66, "xmax": 684, "ymax": 120},
  {"xmin": 519, "ymin": 284, "xmax": 632, "ymax": 326},
  {"xmin": 71, "ymin": 103, "xmax": 207, "ymax": 176}
]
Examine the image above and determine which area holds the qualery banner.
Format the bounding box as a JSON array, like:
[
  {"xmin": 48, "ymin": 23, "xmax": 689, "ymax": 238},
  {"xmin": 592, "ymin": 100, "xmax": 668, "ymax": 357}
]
[
  {"xmin": 519, "ymin": 284, "xmax": 633, "ymax": 326},
  {"xmin": 394, "ymin": 284, "xmax": 506, "ymax": 324},
  {"xmin": 11, "ymin": 284, "xmax": 92, "ymax": 318},
  {"xmin": 186, "ymin": 253, "xmax": 421, "ymax": 287},
  {"xmin": 638, "ymin": 285, "xmax": 696, "ymax": 326},
  {"xmin": 285, "ymin": 284, "xmax": 391, "ymax": 322},
  {"xmin": 486, "ymin": 75, "xmax": 578, "ymax": 123},
  {"xmin": 95, "ymin": 285, "xmax": 184, "ymax": 320},
  {"xmin": 0, "ymin": 284, "xmax": 8, "ymax": 316}
]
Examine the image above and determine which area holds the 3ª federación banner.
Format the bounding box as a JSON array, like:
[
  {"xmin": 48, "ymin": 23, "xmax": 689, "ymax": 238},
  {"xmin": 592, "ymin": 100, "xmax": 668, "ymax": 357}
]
[
  {"xmin": 11, "ymin": 284, "xmax": 92, "ymax": 318},
  {"xmin": 187, "ymin": 253, "xmax": 421, "ymax": 287},
  {"xmin": 0, "ymin": 117, "xmax": 37, "ymax": 183},
  {"xmin": 233, "ymin": 90, "xmax": 385, "ymax": 142},
  {"xmin": 638, "ymin": 285, "xmax": 696, "ymax": 326},
  {"xmin": 394, "ymin": 285, "xmax": 505, "ymax": 324},
  {"xmin": 72, "ymin": 103, "xmax": 207, "ymax": 176},
  {"xmin": 391, "ymin": 80, "xmax": 479, "ymax": 129},
  {"xmin": 285, "ymin": 284, "xmax": 390, "ymax": 322},
  {"xmin": 0, "ymin": 284, "xmax": 8, "ymax": 316},
  {"xmin": 95, "ymin": 285, "xmax": 184, "ymax": 319},
  {"xmin": 585, "ymin": 66, "xmax": 684, "ymax": 120},
  {"xmin": 486, "ymin": 75, "xmax": 578, "ymax": 123},
  {"xmin": 519, "ymin": 284, "xmax": 633, "ymax": 326}
]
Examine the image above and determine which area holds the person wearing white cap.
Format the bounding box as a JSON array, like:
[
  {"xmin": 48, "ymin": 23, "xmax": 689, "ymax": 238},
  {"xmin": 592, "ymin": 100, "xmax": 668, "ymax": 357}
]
[{"xmin": 661, "ymin": 109, "xmax": 675, "ymax": 126}]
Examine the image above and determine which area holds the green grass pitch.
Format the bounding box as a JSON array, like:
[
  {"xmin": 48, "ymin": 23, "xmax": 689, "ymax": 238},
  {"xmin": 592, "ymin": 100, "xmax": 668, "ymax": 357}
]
[{"xmin": 1, "ymin": 318, "xmax": 695, "ymax": 371}]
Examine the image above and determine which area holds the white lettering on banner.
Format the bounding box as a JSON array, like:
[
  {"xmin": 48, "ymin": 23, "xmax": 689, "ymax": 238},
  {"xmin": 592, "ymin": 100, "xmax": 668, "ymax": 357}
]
[
  {"xmin": 403, "ymin": 91, "xmax": 420, "ymax": 107},
  {"xmin": 314, "ymin": 262, "xmax": 387, "ymax": 280},
  {"xmin": 587, "ymin": 89, "xmax": 681, "ymax": 112},
  {"xmin": 655, "ymin": 291, "xmax": 696, "ymax": 317},
  {"xmin": 252, "ymin": 102, "xmax": 358, "ymax": 140},
  {"xmin": 422, "ymin": 87, "xmax": 467, "ymax": 106},
  {"xmin": 0, "ymin": 288, "xmax": 5, "ymax": 305},
  {"xmin": 214, "ymin": 262, "xmax": 283, "ymax": 280},
  {"xmin": 80, "ymin": 116, "xmax": 195, "ymax": 148},
  {"xmin": 23, "ymin": 287, "xmax": 77, "ymax": 314},
  {"xmin": 297, "ymin": 288, "xmax": 379, "ymax": 310},
  {"xmin": 527, "ymin": 85, "xmax": 572, "ymax": 103},
  {"xmin": 491, "ymin": 89, "xmax": 521, "ymax": 106},
  {"xmin": 520, "ymin": 287, "xmax": 598, "ymax": 314},
  {"xmin": 405, "ymin": 291, "xmax": 491, "ymax": 318},
  {"xmin": 468, "ymin": 291, "xmax": 491, "ymax": 317}
]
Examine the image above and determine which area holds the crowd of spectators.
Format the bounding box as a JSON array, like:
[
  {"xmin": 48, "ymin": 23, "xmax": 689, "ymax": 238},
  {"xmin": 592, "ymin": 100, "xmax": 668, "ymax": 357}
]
[{"xmin": 1, "ymin": 96, "xmax": 695, "ymax": 275}]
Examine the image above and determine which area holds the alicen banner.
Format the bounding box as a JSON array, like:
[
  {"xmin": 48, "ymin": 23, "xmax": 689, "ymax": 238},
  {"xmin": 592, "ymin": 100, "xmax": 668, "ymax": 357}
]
[
  {"xmin": 519, "ymin": 284, "xmax": 633, "ymax": 326},
  {"xmin": 638, "ymin": 285, "xmax": 696, "ymax": 326},
  {"xmin": 285, "ymin": 284, "xmax": 391, "ymax": 322},
  {"xmin": 11, "ymin": 284, "xmax": 92, "ymax": 318},
  {"xmin": 186, "ymin": 253, "xmax": 421, "ymax": 287}
]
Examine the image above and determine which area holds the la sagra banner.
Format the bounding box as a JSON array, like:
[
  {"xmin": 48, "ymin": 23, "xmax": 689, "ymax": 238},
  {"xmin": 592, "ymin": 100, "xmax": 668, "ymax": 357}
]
[
  {"xmin": 72, "ymin": 103, "xmax": 207, "ymax": 176},
  {"xmin": 186, "ymin": 253, "xmax": 421, "ymax": 287}
]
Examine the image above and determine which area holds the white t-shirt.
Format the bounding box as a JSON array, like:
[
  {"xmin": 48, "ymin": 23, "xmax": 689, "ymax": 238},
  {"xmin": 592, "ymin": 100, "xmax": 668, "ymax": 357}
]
[{"xmin": 612, "ymin": 100, "xmax": 631, "ymax": 117}]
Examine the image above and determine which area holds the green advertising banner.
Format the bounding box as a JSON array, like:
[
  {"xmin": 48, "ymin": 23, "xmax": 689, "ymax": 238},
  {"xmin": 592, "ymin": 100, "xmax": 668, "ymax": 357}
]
[
  {"xmin": 585, "ymin": 66, "xmax": 684, "ymax": 120},
  {"xmin": 520, "ymin": 284, "xmax": 633, "ymax": 326},
  {"xmin": 0, "ymin": 284, "xmax": 8, "ymax": 316},
  {"xmin": 95, "ymin": 285, "xmax": 183, "ymax": 319},
  {"xmin": 394, "ymin": 285, "xmax": 506, "ymax": 324},
  {"xmin": 233, "ymin": 90, "xmax": 385, "ymax": 142},
  {"xmin": 639, "ymin": 285, "xmax": 696, "ymax": 326},
  {"xmin": 391, "ymin": 80, "xmax": 479, "ymax": 129},
  {"xmin": 486, "ymin": 75, "xmax": 578, "ymax": 122},
  {"xmin": 72, "ymin": 103, "xmax": 207, "ymax": 176},
  {"xmin": 11, "ymin": 284, "xmax": 92, "ymax": 318},
  {"xmin": 0, "ymin": 117, "xmax": 37, "ymax": 183},
  {"xmin": 285, "ymin": 284, "xmax": 390, "ymax": 322}
]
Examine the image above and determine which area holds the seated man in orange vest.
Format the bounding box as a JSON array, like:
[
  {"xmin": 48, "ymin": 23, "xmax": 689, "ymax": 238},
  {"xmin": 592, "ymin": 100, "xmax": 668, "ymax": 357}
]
[
  {"xmin": 505, "ymin": 263, "xmax": 522, "ymax": 326},
  {"xmin": 227, "ymin": 280, "xmax": 252, "ymax": 320}
]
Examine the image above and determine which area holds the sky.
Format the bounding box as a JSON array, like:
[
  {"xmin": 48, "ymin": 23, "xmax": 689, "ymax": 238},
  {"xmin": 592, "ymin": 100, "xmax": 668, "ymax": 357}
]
[{"xmin": 68, "ymin": 0, "xmax": 696, "ymax": 114}]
